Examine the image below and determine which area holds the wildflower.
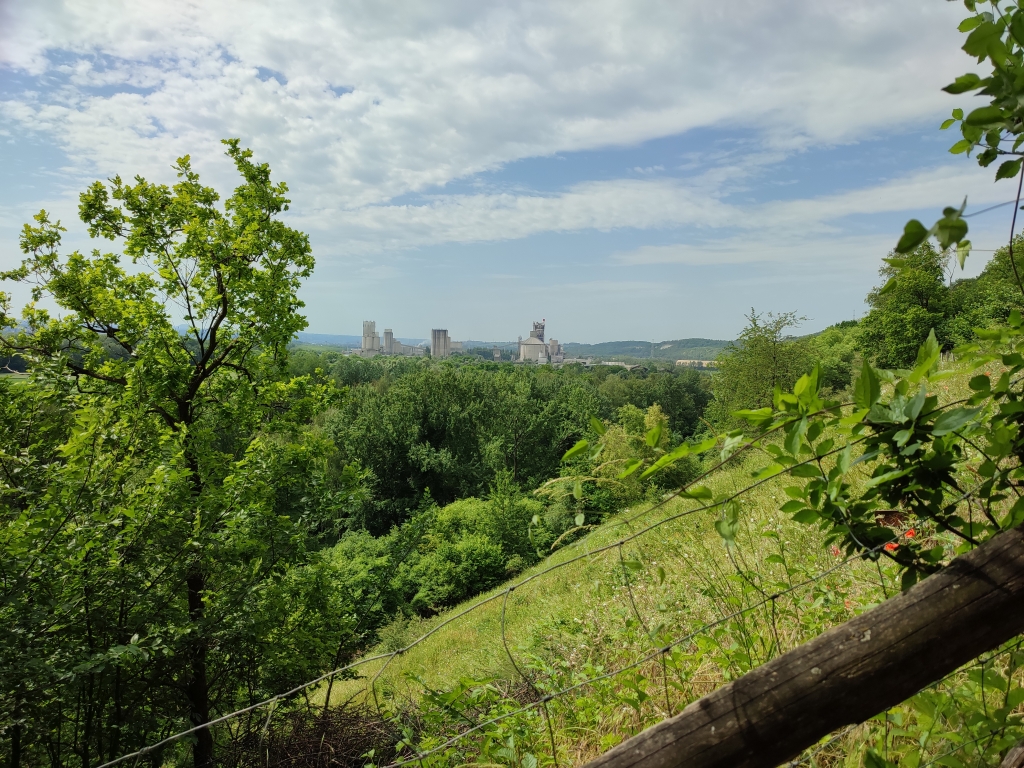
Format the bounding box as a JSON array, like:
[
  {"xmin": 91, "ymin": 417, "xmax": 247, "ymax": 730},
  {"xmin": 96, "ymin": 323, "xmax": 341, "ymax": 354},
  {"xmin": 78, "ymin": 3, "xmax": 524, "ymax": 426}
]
[
  {"xmin": 830, "ymin": 545, "xmax": 841, "ymax": 557},
  {"xmin": 884, "ymin": 542, "xmax": 898, "ymax": 552},
  {"xmin": 844, "ymin": 599, "xmax": 852, "ymax": 610},
  {"xmin": 905, "ymin": 528, "xmax": 916, "ymax": 539}
]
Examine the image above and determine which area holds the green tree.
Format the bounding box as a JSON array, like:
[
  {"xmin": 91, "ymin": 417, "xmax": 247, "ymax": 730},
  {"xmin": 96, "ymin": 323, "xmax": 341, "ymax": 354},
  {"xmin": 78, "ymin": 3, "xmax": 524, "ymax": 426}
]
[
  {"xmin": 860, "ymin": 244, "xmax": 951, "ymax": 367},
  {"xmin": 709, "ymin": 310, "xmax": 812, "ymax": 425},
  {"xmin": 1, "ymin": 140, "xmax": 316, "ymax": 767},
  {"xmin": 807, "ymin": 320, "xmax": 860, "ymax": 393}
]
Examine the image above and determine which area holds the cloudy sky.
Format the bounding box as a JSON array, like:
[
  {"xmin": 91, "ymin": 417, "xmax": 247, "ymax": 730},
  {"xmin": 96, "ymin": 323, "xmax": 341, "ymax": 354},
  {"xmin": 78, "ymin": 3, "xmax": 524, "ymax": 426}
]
[{"xmin": 0, "ymin": 0, "xmax": 1015, "ymax": 342}]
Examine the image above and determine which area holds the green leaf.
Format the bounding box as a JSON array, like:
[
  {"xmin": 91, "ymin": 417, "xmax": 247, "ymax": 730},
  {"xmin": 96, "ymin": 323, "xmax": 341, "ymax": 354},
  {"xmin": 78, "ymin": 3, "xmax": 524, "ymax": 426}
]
[
  {"xmin": 908, "ymin": 329, "xmax": 940, "ymax": 383},
  {"xmin": 940, "ymin": 118, "xmax": 956, "ymax": 130},
  {"xmin": 622, "ymin": 559, "xmax": 643, "ymax": 571},
  {"xmin": 657, "ymin": 565, "xmax": 666, "ymax": 585},
  {"xmin": 572, "ymin": 480, "xmax": 583, "ymax": 500},
  {"xmin": 956, "ymin": 239, "xmax": 971, "ymax": 269},
  {"xmin": 935, "ymin": 215, "xmax": 968, "ymax": 250},
  {"xmin": 680, "ymin": 485, "xmax": 713, "ymax": 501},
  {"xmin": 863, "ymin": 747, "xmax": 897, "ymax": 768},
  {"xmin": 836, "ymin": 444, "xmax": 852, "ymax": 475},
  {"xmin": 792, "ymin": 509, "xmax": 820, "ymax": 524},
  {"xmin": 780, "ymin": 500, "xmax": 805, "ymax": 514},
  {"xmin": 963, "ymin": 21, "xmax": 1003, "ymax": 58},
  {"xmin": 943, "ymin": 72, "xmax": 982, "ymax": 93},
  {"xmin": 932, "ymin": 407, "xmax": 981, "ymax": 436},
  {"xmin": 965, "ymin": 105, "xmax": 1004, "ymax": 126},
  {"xmin": 790, "ymin": 464, "xmax": 821, "ymax": 478},
  {"xmin": 688, "ymin": 435, "xmax": 718, "ymax": 455},
  {"xmin": 618, "ymin": 458, "xmax": 643, "ymax": 478},
  {"xmin": 895, "ymin": 219, "xmax": 928, "ymax": 253},
  {"xmin": 733, "ymin": 407, "xmax": 773, "ymax": 426},
  {"xmin": 575, "ymin": 512, "xmax": 585, "ymax": 527},
  {"xmin": 997, "ymin": 160, "xmax": 1023, "ymax": 180},
  {"xmin": 952, "ymin": 107, "xmax": 963, "ymax": 120},
  {"xmin": 639, "ymin": 448, "xmax": 684, "ymax": 479},
  {"xmin": 784, "ymin": 417, "xmax": 807, "ymax": 456},
  {"xmin": 1011, "ymin": 308, "xmax": 1022, "ymax": 328},
  {"xmin": 866, "ymin": 468, "xmax": 911, "ymax": 489},
  {"xmin": 968, "ymin": 374, "xmax": 991, "ymax": 391},
  {"xmin": 752, "ymin": 463, "xmax": 785, "ymax": 480},
  {"xmin": 854, "ymin": 360, "xmax": 881, "ymax": 409},
  {"xmin": 905, "ymin": 386, "xmax": 927, "ymax": 421},
  {"xmin": 958, "ymin": 17, "xmax": 984, "ymax": 32},
  {"xmin": 589, "ymin": 416, "xmax": 606, "ymax": 435},
  {"xmin": 645, "ymin": 421, "xmax": 663, "ymax": 448},
  {"xmin": 562, "ymin": 439, "xmax": 589, "ymax": 462},
  {"xmin": 714, "ymin": 501, "xmax": 741, "ymax": 545},
  {"xmin": 948, "ymin": 138, "xmax": 972, "ymax": 154}
]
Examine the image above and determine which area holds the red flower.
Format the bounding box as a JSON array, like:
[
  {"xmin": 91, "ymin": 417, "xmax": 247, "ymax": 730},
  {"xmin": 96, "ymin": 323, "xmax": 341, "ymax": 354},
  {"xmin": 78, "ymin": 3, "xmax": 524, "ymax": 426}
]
[
  {"xmin": 884, "ymin": 542, "xmax": 898, "ymax": 552},
  {"xmin": 844, "ymin": 599, "xmax": 852, "ymax": 610},
  {"xmin": 905, "ymin": 529, "xmax": 916, "ymax": 539},
  {"xmin": 830, "ymin": 545, "xmax": 841, "ymax": 557}
]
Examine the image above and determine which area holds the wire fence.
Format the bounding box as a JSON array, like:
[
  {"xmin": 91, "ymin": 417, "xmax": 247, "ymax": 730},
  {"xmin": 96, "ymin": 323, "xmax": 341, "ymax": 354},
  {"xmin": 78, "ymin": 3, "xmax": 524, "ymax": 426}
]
[
  {"xmin": 94, "ymin": 396, "xmax": 1007, "ymax": 768},
  {"xmin": 381, "ymin": 535, "xmax": 906, "ymax": 768}
]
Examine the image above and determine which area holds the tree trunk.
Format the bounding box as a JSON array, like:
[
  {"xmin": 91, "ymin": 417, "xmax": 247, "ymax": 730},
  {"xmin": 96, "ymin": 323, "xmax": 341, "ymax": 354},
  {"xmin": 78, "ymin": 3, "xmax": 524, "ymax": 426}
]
[
  {"xmin": 186, "ymin": 570, "xmax": 214, "ymax": 768},
  {"xmin": 9, "ymin": 720, "xmax": 20, "ymax": 768}
]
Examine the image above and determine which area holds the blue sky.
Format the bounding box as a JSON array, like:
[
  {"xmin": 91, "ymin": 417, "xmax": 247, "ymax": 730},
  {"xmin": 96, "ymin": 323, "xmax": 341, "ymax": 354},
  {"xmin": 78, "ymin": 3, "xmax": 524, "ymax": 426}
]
[{"xmin": 0, "ymin": 0, "xmax": 1016, "ymax": 342}]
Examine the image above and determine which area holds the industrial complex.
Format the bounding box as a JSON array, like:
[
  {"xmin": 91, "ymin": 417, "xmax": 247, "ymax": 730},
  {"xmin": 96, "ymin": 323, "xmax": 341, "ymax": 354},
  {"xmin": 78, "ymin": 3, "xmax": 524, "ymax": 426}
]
[
  {"xmin": 516, "ymin": 320, "xmax": 563, "ymax": 364},
  {"xmin": 356, "ymin": 319, "xmax": 565, "ymax": 363}
]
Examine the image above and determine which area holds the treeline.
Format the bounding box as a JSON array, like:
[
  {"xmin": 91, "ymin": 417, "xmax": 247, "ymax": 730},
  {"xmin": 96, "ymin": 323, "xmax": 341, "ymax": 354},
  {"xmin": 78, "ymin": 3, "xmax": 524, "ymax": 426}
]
[{"xmin": 709, "ymin": 240, "xmax": 1024, "ymax": 423}]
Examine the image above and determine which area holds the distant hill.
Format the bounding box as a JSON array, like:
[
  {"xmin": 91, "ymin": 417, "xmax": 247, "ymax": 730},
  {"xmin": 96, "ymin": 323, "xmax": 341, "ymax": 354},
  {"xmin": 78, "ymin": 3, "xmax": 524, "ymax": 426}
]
[{"xmin": 562, "ymin": 338, "xmax": 730, "ymax": 361}]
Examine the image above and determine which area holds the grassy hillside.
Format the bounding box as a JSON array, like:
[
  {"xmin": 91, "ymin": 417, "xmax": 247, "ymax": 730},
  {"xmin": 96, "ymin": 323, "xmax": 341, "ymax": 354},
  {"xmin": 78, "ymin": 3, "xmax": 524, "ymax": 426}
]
[
  {"xmin": 309, "ymin": 363, "xmax": 1017, "ymax": 766},
  {"xmin": 562, "ymin": 338, "xmax": 730, "ymax": 361}
]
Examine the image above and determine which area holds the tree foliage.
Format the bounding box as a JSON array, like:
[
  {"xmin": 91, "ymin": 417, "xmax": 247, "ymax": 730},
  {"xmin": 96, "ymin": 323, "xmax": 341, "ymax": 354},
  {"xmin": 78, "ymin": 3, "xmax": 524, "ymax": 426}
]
[
  {"xmin": 708, "ymin": 310, "xmax": 812, "ymax": 426},
  {"xmin": 0, "ymin": 142, "xmax": 346, "ymax": 768}
]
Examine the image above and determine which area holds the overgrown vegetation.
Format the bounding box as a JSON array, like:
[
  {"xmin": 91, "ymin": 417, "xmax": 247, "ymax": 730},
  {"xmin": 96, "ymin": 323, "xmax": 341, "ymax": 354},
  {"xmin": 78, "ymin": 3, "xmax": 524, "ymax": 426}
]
[{"xmin": 8, "ymin": 1, "xmax": 1024, "ymax": 766}]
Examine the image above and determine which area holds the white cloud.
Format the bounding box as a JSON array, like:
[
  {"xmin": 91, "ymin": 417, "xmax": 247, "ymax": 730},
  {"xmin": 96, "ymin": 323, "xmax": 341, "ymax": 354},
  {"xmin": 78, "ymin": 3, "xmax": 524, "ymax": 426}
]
[
  {"xmin": 327, "ymin": 177, "xmax": 735, "ymax": 249},
  {"xmin": 0, "ymin": 0, "xmax": 1007, "ymax": 341},
  {"xmin": 1, "ymin": 0, "xmax": 970, "ymax": 217},
  {"xmin": 308, "ymin": 161, "xmax": 1005, "ymax": 257}
]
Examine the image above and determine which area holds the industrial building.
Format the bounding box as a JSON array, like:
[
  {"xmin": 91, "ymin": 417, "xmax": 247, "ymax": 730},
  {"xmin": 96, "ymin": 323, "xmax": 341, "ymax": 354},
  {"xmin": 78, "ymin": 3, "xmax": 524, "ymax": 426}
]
[
  {"xmin": 429, "ymin": 329, "xmax": 463, "ymax": 359},
  {"xmin": 518, "ymin": 320, "xmax": 563, "ymax": 364},
  {"xmin": 359, "ymin": 321, "xmax": 425, "ymax": 357}
]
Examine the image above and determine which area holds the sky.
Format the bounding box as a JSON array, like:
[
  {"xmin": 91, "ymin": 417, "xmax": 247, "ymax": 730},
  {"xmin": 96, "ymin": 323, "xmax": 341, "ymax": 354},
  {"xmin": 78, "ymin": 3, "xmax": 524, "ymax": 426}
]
[{"xmin": 0, "ymin": 0, "xmax": 1017, "ymax": 343}]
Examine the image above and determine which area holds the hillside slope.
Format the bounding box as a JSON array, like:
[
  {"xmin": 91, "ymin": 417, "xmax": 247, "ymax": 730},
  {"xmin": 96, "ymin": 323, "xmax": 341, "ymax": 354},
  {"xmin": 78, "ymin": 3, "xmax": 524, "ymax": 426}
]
[
  {"xmin": 312, "ymin": 365, "xmax": 995, "ymax": 766},
  {"xmin": 320, "ymin": 452, "xmax": 892, "ymax": 763}
]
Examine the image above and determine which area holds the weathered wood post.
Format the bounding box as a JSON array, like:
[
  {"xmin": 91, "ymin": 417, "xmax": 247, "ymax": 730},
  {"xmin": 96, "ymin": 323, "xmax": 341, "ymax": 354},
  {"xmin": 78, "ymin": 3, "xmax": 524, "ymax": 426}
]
[{"xmin": 582, "ymin": 525, "xmax": 1024, "ymax": 768}]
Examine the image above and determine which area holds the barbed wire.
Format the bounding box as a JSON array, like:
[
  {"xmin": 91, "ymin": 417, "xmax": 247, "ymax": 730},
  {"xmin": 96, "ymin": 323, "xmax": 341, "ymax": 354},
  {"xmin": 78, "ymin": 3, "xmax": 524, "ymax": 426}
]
[{"xmin": 94, "ymin": 395, "xmax": 985, "ymax": 768}]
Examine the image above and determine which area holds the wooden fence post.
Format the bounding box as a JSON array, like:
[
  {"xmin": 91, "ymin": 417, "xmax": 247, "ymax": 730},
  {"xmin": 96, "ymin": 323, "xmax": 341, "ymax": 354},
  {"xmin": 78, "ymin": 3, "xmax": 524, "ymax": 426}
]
[{"xmin": 582, "ymin": 524, "xmax": 1024, "ymax": 768}]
